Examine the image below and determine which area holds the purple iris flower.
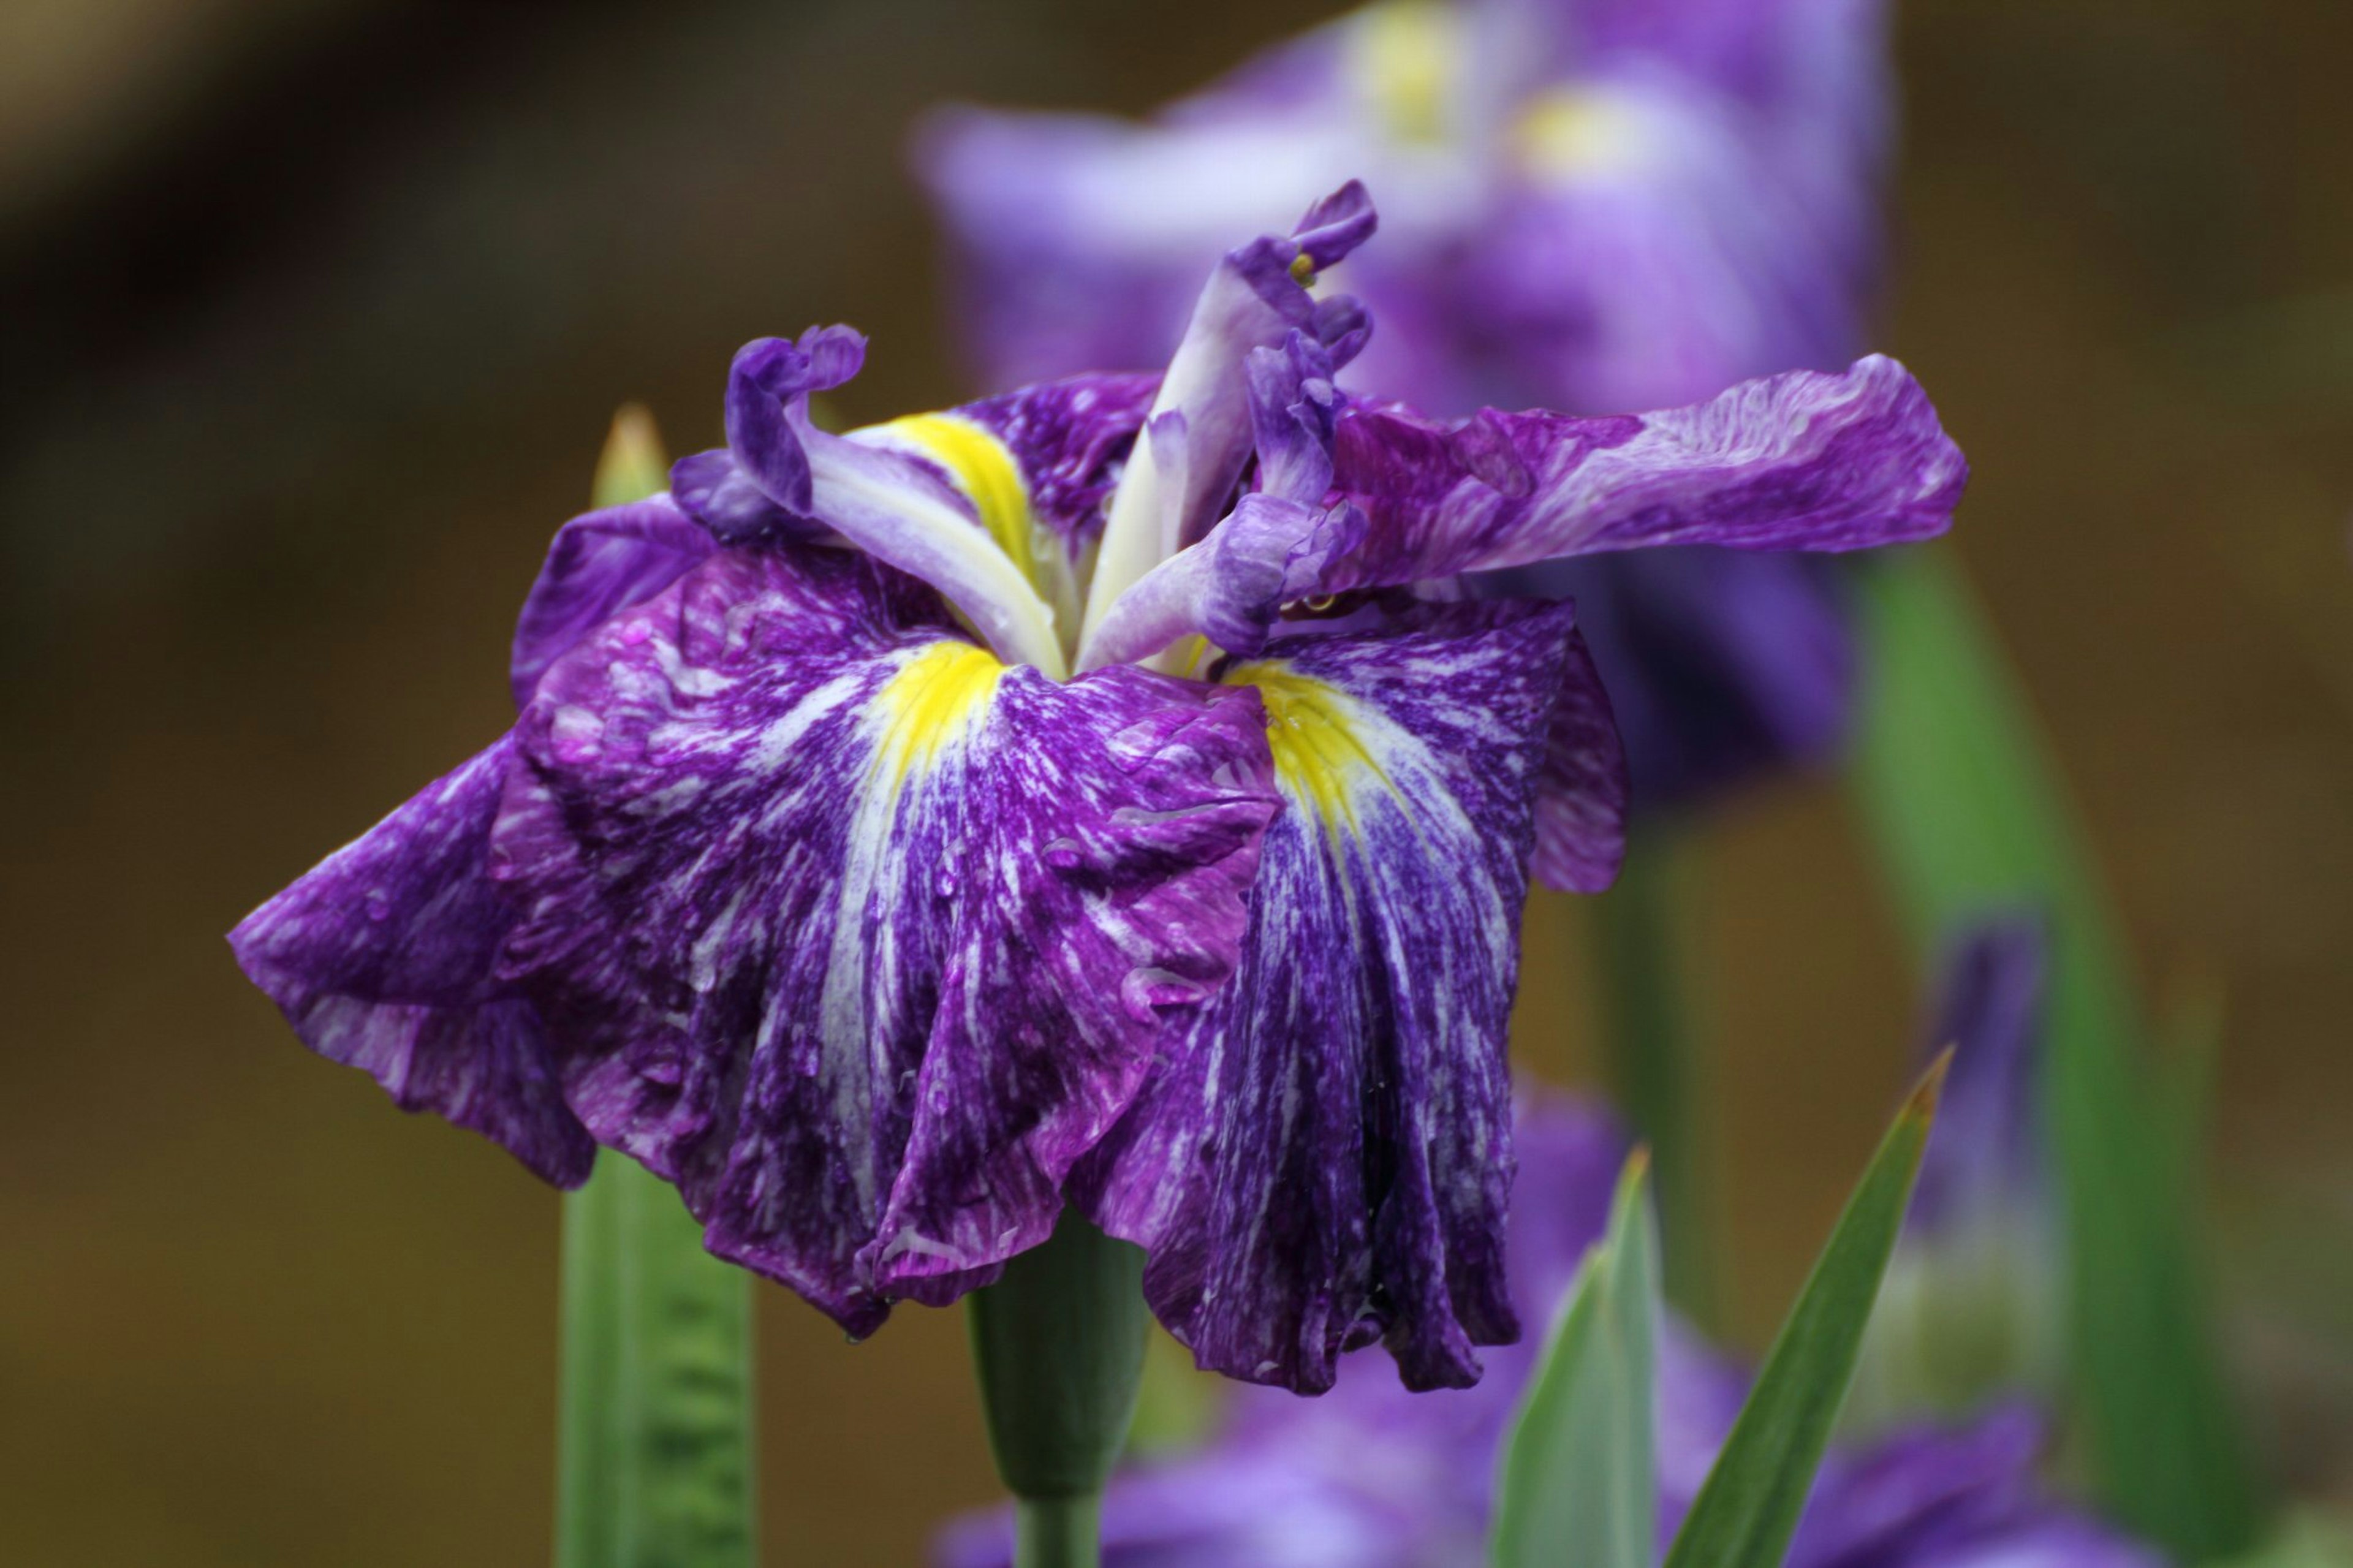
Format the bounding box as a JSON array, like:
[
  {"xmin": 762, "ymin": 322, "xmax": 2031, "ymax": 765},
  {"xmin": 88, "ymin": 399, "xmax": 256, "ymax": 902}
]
[
  {"xmin": 936, "ymin": 1096, "xmax": 2160, "ymax": 1568},
  {"xmin": 231, "ymin": 186, "xmax": 1962, "ymax": 1393},
  {"xmin": 919, "ymin": 0, "xmax": 1897, "ymax": 810}
]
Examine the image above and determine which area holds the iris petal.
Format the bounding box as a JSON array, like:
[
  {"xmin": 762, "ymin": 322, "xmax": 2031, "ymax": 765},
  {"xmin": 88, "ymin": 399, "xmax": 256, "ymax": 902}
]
[
  {"xmin": 489, "ymin": 545, "xmax": 1279, "ymax": 1333},
  {"xmin": 508, "ymin": 494, "xmax": 716, "ymax": 706},
  {"xmin": 1321, "ymin": 354, "xmax": 1965, "ymax": 592},
  {"xmin": 229, "ymin": 736, "xmax": 595, "ymax": 1186},
  {"xmin": 1080, "ymin": 184, "xmax": 1379, "ymax": 649},
  {"xmin": 1072, "ymin": 598, "xmax": 1588, "ymax": 1392}
]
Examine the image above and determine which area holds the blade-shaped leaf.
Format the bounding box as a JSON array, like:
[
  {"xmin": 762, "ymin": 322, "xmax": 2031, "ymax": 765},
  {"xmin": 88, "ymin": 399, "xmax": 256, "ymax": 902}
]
[
  {"xmin": 1491, "ymin": 1151, "xmax": 1659, "ymax": 1568},
  {"xmin": 1661, "ymin": 1057, "xmax": 1947, "ymax": 1568},
  {"xmin": 556, "ymin": 1154, "xmax": 756, "ymax": 1568},
  {"xmin": 555, "ymin": 410, "xmax": 757, "ymax": 1568},
  {"xmin": 1851, "ymin": 545, "xmax": 2260, "ymax": 1559}
]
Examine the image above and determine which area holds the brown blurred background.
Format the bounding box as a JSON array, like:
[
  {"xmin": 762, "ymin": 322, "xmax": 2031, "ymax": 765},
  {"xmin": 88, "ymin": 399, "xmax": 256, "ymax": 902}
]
[{"xmin": 3, "ymin": 1, "xmax": 2349, "ymax": 1562}]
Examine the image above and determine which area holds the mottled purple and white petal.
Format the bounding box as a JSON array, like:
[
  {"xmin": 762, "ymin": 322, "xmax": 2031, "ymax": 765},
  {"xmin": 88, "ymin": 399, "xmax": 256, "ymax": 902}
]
[
  {"xmin": 950, "ymin": 372, "xmax": 1162, "ymax": 545},
  {"xmin": 509, "ymin": 494, "xmax": 717, "ymax": 705},
  {"xmin": 1322, "ymin": 355, "xmax": 1966, "ymax": 594},
  {"xmin": 230, "ymin": 736, "xmax": 594, "ymax": 1186},
  {"xmin": 490, "ymin": 544, "xmax": 1279, "ymax": 1335},
  {"xmin": 1529, "ymin": 622, "xmax": 1630, "ymax": 893},
  {"xmin": 1073, "ymin": 599, "xmax": 1579, "ymax": 1392}
]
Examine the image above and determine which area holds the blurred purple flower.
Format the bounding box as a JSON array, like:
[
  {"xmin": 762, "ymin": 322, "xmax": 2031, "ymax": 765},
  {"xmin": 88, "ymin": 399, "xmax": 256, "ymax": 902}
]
[
  {"xmin": 232, "ymin": 189, "xmax": 1963, "ymax": 1393},
  {"xmin": 1855, "ymin": 915, "xmax": 2064, "ymax": 1425},
  {"xmin": 920, "ymin": 0, "xmax": 1903, "ymax": 811},
  {"xmin": 938, "ymin": 1094, "xmax": 2159, "ymax": 1568}
]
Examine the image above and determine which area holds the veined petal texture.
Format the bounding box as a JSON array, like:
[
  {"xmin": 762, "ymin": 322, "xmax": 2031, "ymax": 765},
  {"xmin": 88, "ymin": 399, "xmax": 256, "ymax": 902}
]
[
  {"xmin": 1073, "ymin": 599, "xmax": 1582, "ymax": 1392},
  {"xmin": 1323, "ymin": 355, "xmax": 1965, "ymax": 593},
  {"xmin": 230, "ymin": 735, "xmax": 596, "ymax": 1186},
  {"xmin": 489, "ymin": 545, "xmax": 1281, "ymax": 1335},
  {"xmin": 509, "ymin": 494, "xmax": 716, "ymax": 706}
]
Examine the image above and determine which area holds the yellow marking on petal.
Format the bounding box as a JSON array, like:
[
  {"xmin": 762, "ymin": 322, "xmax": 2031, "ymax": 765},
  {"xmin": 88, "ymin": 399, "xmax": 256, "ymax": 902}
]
[
  {"xmin": 1512, "ymin": 88, "xmax": 1645, "ymax": 181},
  {"xmin": 875, "ymin": 638, "xmax": 1004, "ymax": 785},
  {"xmin": 1349, "ymin": 0, "xmax": 1461, "ymax": 143},
  {"xmin": 880, "ymin": 412, "xmax": 1041, "ymax": 586},
  {"xmin": 1289, "ymin": 252, "xmax": 1317, "ymax": 287},
  {"xmin": 1224, "ymin": 661, "xmax": 1391, "ymax": 836}
]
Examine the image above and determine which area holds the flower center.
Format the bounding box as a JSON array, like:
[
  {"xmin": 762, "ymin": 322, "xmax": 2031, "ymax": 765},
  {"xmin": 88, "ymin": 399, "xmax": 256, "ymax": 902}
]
[
  {"xmin": 1224, "ymin": 661, "xmax": 1390, "ymax": 834},
  {"xmin": 874, "ymin": 638, "xmax": 1006, "ymax": 784}
]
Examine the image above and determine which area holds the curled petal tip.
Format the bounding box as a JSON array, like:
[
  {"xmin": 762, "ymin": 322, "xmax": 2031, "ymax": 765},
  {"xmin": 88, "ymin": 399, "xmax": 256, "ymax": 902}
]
[{"xmin": 1292, "ymin": 180, "xmax": 1379, "ymax": 270}]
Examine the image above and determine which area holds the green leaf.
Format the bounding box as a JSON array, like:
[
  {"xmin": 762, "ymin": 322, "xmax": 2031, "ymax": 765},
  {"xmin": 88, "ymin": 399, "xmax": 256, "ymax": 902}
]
[
  {"xmin": 1850, "ymin": 545, "xmax": 2260, "ymax": 1559},
  {"xmin": 555, "ymin": 1154, "xmax": 756, "ymax": 1568},
  {"xmin": 555, "ymin": 411, "xmax": 757, "ymax": 1568},
  {"xmin": 1490, "ymin": 1151, "xmax": 1659, "ymax": 1568},
  {"xmin": 1662, "ymin": 1057, "xmax": 1946, "ymax": 1568}
]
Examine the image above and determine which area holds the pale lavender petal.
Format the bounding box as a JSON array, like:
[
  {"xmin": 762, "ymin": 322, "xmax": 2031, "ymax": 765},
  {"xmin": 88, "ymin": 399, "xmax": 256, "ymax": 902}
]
[
  {"xmin": 1790, "ymin": 1404, "xmax": 2045, "ymax": 1568},
  {"xmin": 1324, "ymin": 355, "xmax": 1966, "ymax": 593},
  {"xmin": 676, "ymin": 326, "xmax": 1069, "ymax": 673},
  {"xmin": 1082, "ymin": 185, "xmax": 1379, "ymax": 648},
  {"xmin": 1079, "ymin": 335, "xmax": 1363, "ymax": 671},
  {"xmin": 1077, "ymin": 494, "xmax": 1365, "ymax": 672},
  {"xmin": 938, "ymin": 1452, "xmax": 1441, "ymax": 1568},
  {"xmin": 229, "ymin": 736, "xmax": 594, "ymax": 1186},
  {"xmin": 1900, "ymin": 1516, "xmax": 2169, "ymax": 1568},
  {"xmin": 490, "ymin": 545, "xmax": 1278, "ymax": 1335},
  {"xmin": 1072, "ymin": 600, "xmax": 1578, "ymax": 1393},
  {"xmin": 509, "ymin": 494, "xmax": 716, "ymax": 705}
]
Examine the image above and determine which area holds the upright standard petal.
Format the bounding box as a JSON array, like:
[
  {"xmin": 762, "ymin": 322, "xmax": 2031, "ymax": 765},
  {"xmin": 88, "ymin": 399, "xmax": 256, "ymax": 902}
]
[
  {"xmin": 490, "ymin": 545, "xmax": 1279, "ymax": 1335},
  {"xmin": 1321, "ymin": 355, "xmax": 1966, "ymax": 593},
  {"xmin": 1074, "ymin": 599, "xmax": 1584, "ymax": 1392},
  {"xmin": 1080, "ymin": 184, "xmax": 1378, "ymax": 648},
  {"xmin": 1078, "ymin": 335, "xmax": 1363, "ymax": 673},
  {"xmin": 229, "ymin": 736, "xmax": 595, "ymax": 1186}
]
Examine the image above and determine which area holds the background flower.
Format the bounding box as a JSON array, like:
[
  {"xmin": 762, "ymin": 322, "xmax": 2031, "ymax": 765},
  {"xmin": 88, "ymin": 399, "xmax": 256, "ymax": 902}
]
[{"xmin": 919, "ymin": 0, "xmax": 1905, "ymax": 814}]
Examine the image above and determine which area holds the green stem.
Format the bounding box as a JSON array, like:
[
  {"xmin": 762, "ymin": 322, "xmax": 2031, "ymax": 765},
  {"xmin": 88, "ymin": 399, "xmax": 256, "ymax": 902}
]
[
  {"xmin": 1591, "ymin": 824, "xmax": 1719, "ymax": 1329},
  {"xmin": 1012, "ymin": 1495, "xmax": 1104, "ymax": 1568},
  {"xmin": 555, "ymin": 1153, "xmax": 756, "ymax": 1568},
  {"xmin": 967, "ymin": 1208, "xmax": 1149, "ymax": 1568}
]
